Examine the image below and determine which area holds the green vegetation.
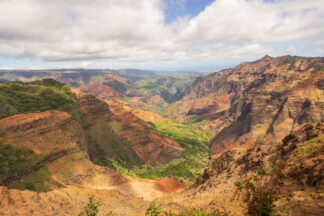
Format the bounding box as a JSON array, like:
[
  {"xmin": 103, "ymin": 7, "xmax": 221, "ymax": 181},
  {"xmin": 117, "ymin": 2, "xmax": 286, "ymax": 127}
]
[
  {"xmin": 85, "ymin": 120, "xmax": 143, "ymax": 170},
  {"xmin": 0, "ymin": 143, "xmax": 61, "ymax": 192},
  {"xmin": 0, "ymin": 144, "xmax": 40, "ymax": 185},
  {"xmin": 127, "ymin": 75, "xmax": 195, "ymax": 100},
  {"xmin": 76, "ymin": 196, "xmax": 116, "ymax": 216},
  {"xmin": 146, "ymin": 103, "xmax": 170, "ymax": 117},
  {"xmin": 0, "ymin": 78, "xmax": 77, "ymax": 119},
  {"xmin": 110, "ymin": 121, "xmax": 210, "ymax": 181},
  {"xmin": 151, "ymin": 121, "xmax": 209, "ymax": 149},
  {"xmin": 25, "ymin": 182, "xmax": 37, "ymax": 191},
  {"xmin": 292, "ymin": 136, "xmax": 323, "ymax": 161},
  {"xmin": 9, "ymin": 165, "xmax": 61, "ymax": 192},
  {"xmin": 235, "ymin": 162, "xmax": 305, "ymax": 216},
  {"xmin": 76, "ymin": 196, "xmax": 102, "ymax": 216}
]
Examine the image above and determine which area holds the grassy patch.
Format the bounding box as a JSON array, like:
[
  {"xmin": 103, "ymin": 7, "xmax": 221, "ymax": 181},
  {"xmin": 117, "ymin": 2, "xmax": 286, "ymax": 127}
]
[
  {"xmin": 151, "ymin": 121, "xmax": 210, "ymax": 149},
  {"xmin": 293, "ymin": 136, "xmax": 323, "ymax": 161},
  {"xmin": 9, "ymin": 166, "xmax": 61, "ymax": 192},
  {"xmin": 0, "ymin": 144, "xmax": 40, "ymax": 184}
]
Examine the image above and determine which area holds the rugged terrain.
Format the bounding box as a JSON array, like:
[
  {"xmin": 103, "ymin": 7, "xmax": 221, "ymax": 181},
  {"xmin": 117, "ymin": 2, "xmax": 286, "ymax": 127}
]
[
  {"xmin": 172, "ymin": 56, "xmax": 324, "ymax": 155},
  {"xmin": 168, "ymin": 122, "xmax": 324, "ymax": 215},
  {"xmin": 0, "ymin": 55, "xmax": 323, "ymax": 215}
]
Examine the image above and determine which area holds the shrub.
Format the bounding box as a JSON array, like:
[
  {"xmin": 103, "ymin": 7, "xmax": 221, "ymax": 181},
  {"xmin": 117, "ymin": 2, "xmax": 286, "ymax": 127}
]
[
  {"xmin": 235, "ymin": 162, "xmax": 286, "ymax": 216},
  {"xmin": 77, "ymin": 196, "xmax": 102, "ymax": 216},
  {"xmin": 25, "ymin": 182, "xmax": 37, "ymax": 191},
  {"xmin": 145, "ymin": 200, "xmax": 163, "ymax": 216}
]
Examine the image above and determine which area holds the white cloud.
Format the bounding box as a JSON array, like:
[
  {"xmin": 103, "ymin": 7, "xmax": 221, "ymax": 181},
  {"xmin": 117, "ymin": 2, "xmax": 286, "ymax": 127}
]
[
  {"xmin": 0, "ymin": 0, "xmax": 323, "ymax": 65},
  {"xmin": 178, "ymin": 0, "xmax": 324, "ymax": 43}
]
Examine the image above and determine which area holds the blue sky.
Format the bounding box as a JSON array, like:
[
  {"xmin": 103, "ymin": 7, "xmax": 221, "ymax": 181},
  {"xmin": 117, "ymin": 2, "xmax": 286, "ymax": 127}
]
[
  {"xmin": 0, "ymin": 0, "xmax": 323, "ymax": 71},
  {"xmin": 164, "ymin": 0, "xmax": 214, "ymax": 24}
]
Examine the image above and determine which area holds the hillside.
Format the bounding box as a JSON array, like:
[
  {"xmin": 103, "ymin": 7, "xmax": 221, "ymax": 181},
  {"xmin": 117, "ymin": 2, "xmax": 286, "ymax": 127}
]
[
  {"xmin": 171, "ymin": 56, "xmax": 324, "ymax": 155},
  {"xmin": 168, "ymin": 122, "xmax": 323, "ymax": 215},
  {"xmin": 0, "ymin": 55, "xmax": 323, "ymax": 215},
  {"xmin": 0, "ymin": 79, "xmax": 188, "ymax": 188}
]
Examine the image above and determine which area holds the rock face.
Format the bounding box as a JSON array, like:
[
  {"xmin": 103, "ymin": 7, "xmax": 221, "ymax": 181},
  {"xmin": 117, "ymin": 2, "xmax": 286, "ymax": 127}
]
[
  {"xmin": 177, "ymin": 56, "xmax": 324, "ymax": 154},
  {"xmin": 78, "ymin": 94, "xmax": 183, "ymax": 166},
  {"xmin": 80, "ymin": 84, "xmax": 123, "ymax": 99},
  {"xmin": 0, "ymin": 110, "xmax": 127, "ymax": 189},
  {"xmin": 170, "ymin": 122, "xmax": 324, "ymax": 215},
  {"xmin": 0, "ymin": 111, "xmax": 84, "ymax": 155}
]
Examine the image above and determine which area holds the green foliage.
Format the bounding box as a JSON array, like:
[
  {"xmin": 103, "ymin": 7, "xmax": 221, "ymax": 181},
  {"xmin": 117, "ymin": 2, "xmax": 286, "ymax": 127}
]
[
  {"xmin": 292, "ymin": 136, "xmax": 323, "ymax": 161},
  {"xmin": 127, "ymin": 75, "xmax": 195, "ymax": 101},
  {"xmin": 146, "ymin": 200, "xmax": 163, "ymax": 216},
  {"xmin": 0, "ymin": 144, "xmax": 40, "ymax": 184},
  {"xmin": 9, "ymin": 165, "xmax": 61, "ymax": 192},
  {"xmin": 110, "ymin": 121, "xmax": 210, "ymax": 181},
  {"xmin": 25, "ymin": 182, "xmax": 37, "ymax": 191},
  {"xmin": 235, "ymin": 163, "xmax": 286, "ymax": 216},
  {"xmin": 76, "ymin": 196, "xmax": 117, "ymax": 216},
  {"xmin": 85, "ymin": 120, "xmax": 143, "ymax": 170},
  {"xmin": 77, "ymin": 196, "xmax": 102, "ymax": 216},
  {"xmin": 0, "ymin": 78, "xmax": 77, "ymax": 119},
  {"xmin": 151, "ymin": 121, "xmax": 210, "ymax": 149}
]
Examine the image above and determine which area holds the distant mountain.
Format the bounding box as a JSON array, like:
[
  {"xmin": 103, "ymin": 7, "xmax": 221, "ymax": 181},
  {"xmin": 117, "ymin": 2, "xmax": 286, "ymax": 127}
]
[{"xmin": 0, "ymin": 68, "xmax": 201, "ymax": 102}]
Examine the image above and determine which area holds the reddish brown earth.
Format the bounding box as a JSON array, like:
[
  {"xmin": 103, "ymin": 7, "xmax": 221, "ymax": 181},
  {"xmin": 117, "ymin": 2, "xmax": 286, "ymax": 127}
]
[
  {"xmin": 80, "ymin": 84, "xmax": 123, "ymax": 99},
  {"xmin": 173, "ymin": 56, "xmax": 324, "ymax": 154},
  {"xmin": 78, "ymin": 94, "xmax": 183, "ymax": 165},
  {"xmin": 0, "ymin": 105, "xmax": 186, "ymax": 215},
  {"xmin": 167, "ymin": 122, "xmax": 324, "ymax": 215}
]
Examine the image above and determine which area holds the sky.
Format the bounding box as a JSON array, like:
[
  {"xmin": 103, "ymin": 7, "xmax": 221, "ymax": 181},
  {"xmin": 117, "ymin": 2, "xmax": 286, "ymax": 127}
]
[{"xmin": 0, "ymin": 0, "xmax": 323, "ymax": 72}]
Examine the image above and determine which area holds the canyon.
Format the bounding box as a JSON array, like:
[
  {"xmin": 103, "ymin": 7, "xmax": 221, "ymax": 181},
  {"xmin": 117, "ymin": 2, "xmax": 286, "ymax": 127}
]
[{"xmin": 0, "ymin": 55, "xmax": 323, "ymax": 215}]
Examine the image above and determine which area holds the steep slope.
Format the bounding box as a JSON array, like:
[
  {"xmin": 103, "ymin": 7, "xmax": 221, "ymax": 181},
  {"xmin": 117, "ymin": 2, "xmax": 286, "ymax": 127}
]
[
  {"xmin": 78, "ymin": 89, "xmax": 209, "ymax": 182},
  {"xmin": 78, "ymin": 93, "xmax": 183, "ymax": 167},
  {"xmin": 0, "ymin": 79, "xmax": 188, "ymax": 215},
  {"xmin": 168, "ymin": 122, "xmax": 324, "ymax": 215},
  {"xmin": 0, "ymin": 110, "xmax": 126, "ymax": 191},
  {"xmin": 0, "ymin": 79, "xmax": 184, "ymax": 190},
  {"xmin": 175, "ymin": 55, "xmax": 324, "ymax": 154}
]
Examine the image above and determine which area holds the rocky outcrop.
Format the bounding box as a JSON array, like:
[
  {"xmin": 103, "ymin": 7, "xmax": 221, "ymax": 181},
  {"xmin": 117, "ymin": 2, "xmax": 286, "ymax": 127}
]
[
  {"xmin": 178, "ymin": 56, "xmax": 324, "ymax": 154},
  {"xmin": 169, "ymin": 122, "xmax": 324, "ymax": 215}
]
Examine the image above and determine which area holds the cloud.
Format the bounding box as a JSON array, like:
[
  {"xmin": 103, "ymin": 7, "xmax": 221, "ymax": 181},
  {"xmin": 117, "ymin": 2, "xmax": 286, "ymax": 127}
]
[
  {"xmin": 178, "ymin": 0, "xmax": 324, "ymax": 43},
  {"xmin": 0, "ymin": 0, "xmax": 323, "ymax": 64}
]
